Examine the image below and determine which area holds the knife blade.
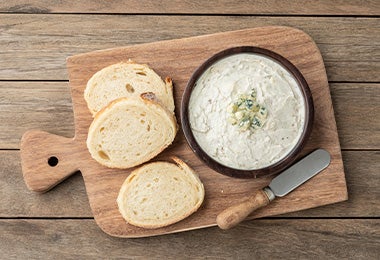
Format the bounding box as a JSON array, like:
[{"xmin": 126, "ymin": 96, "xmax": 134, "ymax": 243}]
[{"xmin": 216, "ymin": 149, "xmax": 331, "ymax": 229}]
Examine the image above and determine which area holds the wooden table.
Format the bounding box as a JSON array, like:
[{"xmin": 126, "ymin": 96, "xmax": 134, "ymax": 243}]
[{"xmin": 0, "ymin": 1, "xmax": 379, "ymax": 258}]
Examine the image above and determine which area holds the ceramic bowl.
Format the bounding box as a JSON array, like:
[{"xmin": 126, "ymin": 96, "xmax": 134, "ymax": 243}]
[{"xmin": 181, "ymin": 46, "xmax": 314, "ymax": 178}]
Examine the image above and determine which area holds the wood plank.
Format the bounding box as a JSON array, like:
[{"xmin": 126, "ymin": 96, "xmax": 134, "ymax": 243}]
[
  {"xmin": 0, "ymin": 82, "xmax": 74, "ymax": 149},
  {"xmin": 0, "ymin": 219, "xmax": 379, "ymax": 258},
  {"xmin": 331, "ymin": 84, "xmax": 380, "ymax": 149},
  {"xmin": 1, "ymin": 82, "xmax": 378, "ymax": 150},
  {"xmin": 0, "ymin": 0, "xmax": 379, "ymax": 15},
  {"xmin": 1, "ymin": 150, "xmax": 378, "ymax": 218},
  {"xmin": 0, "ymin": 151, "xmax": 91, "ymax": 217},
  {"xmin": 0, "ymin": 15, "xmax": 379, "ymax": 81}
]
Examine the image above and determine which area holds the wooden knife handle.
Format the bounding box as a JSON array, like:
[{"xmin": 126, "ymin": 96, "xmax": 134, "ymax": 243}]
[
  {"xmin": 20, "ymin": 130, "xmax": 80, "ymax": 193},
  {"xmin": 216, "ymin": 189, "xmax": 271, "ymax": 230}
]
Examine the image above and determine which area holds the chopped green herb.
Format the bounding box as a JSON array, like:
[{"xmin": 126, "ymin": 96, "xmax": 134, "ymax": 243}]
[
  {"xmin": 245, "ymin": 99, "xmax": 253, "ymax": 108},
  {"xmin": 227, "ymin": 89, "xmax": 268, "ymax": 132}
]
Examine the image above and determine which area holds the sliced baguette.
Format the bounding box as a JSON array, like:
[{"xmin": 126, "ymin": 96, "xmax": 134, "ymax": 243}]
[
  {"xmin": 117, "ymin": 157, "xmax": 205, "ymax": 229},
  {"xmin": 84, "ymin": 61, "xmax": 174, "ymax": 116},
  {"xmin": 86, "ymin": 93, "xmax": 177, "ymax": 168}
]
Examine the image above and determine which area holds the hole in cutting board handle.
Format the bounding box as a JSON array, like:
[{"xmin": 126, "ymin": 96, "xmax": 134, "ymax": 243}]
[
  {"xmin": 20, "ymin": 130, "xmax": 80, "ymax": 192},
  {"xmin": 48, "ymin": 156, "xmax": 59, "ymax": 167}
]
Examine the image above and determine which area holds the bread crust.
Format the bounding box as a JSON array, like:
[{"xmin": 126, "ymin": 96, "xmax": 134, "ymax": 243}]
[
  {"xmin": 117, "ymin": 157, "xmax": 205, "ymax": 229},
  {"xmin": 84, "ymin": 61, "xmax": 174, "ymax": 116},
  {"xmin": 86, "ymin": 94, "xmax": 177, "ymax": 169}
]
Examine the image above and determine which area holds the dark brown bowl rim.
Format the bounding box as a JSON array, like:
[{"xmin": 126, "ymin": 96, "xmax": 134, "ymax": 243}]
[{"xmin": 181, "ymin": 46, "xmax": 314, "ymax": 178}]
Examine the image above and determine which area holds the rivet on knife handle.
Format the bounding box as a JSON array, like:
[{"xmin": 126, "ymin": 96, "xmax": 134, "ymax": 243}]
[{"xmin": 216, "ymin": 188, "xmax": 274, "ymax": 230}]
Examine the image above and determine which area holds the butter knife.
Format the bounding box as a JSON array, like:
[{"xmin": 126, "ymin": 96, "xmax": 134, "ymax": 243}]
[{"xmin": 216, "ymin": 149, "xmax": 331, "ymax": 229}]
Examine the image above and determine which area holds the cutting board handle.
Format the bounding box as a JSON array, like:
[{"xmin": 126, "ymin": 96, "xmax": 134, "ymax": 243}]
[{"xmin": 20, "ymin": 130, "xmax": 80, "ymax": 193}]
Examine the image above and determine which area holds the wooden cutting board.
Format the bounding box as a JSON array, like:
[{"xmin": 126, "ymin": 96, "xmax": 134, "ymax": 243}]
[{"xmin": 20, "ymin": 26, "xmax": 348, "ymax": 238}]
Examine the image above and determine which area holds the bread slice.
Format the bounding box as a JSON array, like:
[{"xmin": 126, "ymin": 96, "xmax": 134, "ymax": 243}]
[
  {"xmin": 84, "ymin": 61, "xmax": 174, "ymax": 116},
  {"xmin": 86, "ymin": 93, "xmax": 177, "ymax": 168},
  {"xmin": 117, "ymin": 157, "xmax": 205, "ymax": 229}
]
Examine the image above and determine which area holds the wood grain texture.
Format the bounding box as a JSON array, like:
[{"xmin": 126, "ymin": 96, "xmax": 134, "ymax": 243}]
[
  {"xmin": 216, "ymin": 189, "xmax": 270, "ymax": 229},
  {"xmin": 0, "ymin": 82, "xmax": 74, "ymax": 149},
  {"xmin": 0, "ymin": 219, "xmax": 379, "ymax": 259},
  {"xmin": 0, "ymin": 151, "xmax": 92, "ymax": 217},
  {"xmin": 0, "ymin": 0, "xmax": 379, "ymax": 15},
  {"xmin": 0, "ymin": 15, "xmax": 379, "ymax": 82},
  {"xmin": 284, "ymin": 150, "xmax": 380, "ymax": 217},
  {"xmin": 331, "ymin": 84, "xmax": 380, "ymax": 149},
  {"xmin": 0, "ymin": 1, "xmax": 378, "ymax": 257},
  {"xmin": 20, "ymin": 130, "xmax": 80, "ymax": 192},
  {"xmin": 1, "ymin": 82, "xmax": 378, "ymax": 150},
  {"xmin": 2, "ymin": 151, "xmax": 378, "ymax": 218},
  {"xmin": 19, "ymin": 27, "xmax": 347, "ymax": 237}
]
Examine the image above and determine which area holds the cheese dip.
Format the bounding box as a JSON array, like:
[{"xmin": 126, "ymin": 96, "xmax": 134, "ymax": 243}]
[{"xmin": 189, "ymin": 53, "xmax": 306, "ymax": 170}]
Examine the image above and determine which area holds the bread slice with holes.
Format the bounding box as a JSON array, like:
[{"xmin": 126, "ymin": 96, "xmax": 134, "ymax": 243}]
[
  {"xmin": 117, "ymin": 157, "xmax": 205, "ymax": 229},
  {"xmin": 84, "ymin": 61, "xmax": 174, "ymax": 116},
  {"xmin": 86, "ymin": 93, "xmax": 177, "ymax": 168}
]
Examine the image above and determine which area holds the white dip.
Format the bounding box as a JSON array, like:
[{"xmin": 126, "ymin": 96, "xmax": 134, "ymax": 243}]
[{"xmin": 189, "ymin": 53, "xmax": 305, "ymax": 170}]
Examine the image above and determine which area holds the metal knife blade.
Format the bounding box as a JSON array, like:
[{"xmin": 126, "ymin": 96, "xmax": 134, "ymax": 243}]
[
  {"xmin": 217, "ymin": 149, "xmax": 331, "ymax": 229},
  {"xmin": 267, "ymin": 148, "xmax": 331, "ymax": 198}
]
